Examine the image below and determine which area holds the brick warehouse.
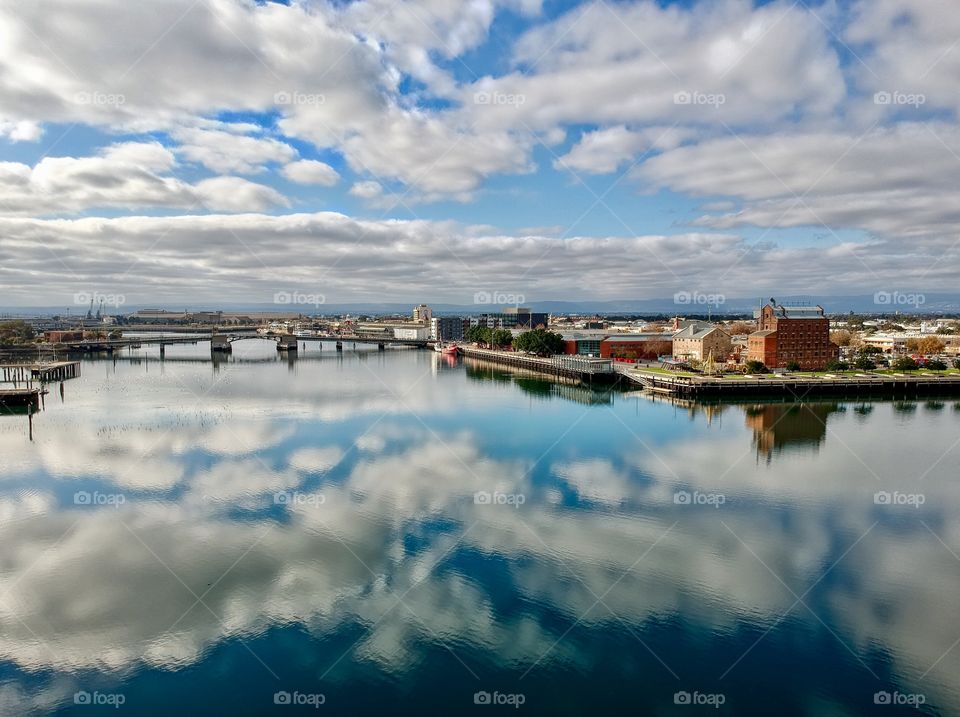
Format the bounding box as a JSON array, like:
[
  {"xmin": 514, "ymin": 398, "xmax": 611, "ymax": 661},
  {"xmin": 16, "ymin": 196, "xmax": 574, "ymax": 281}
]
[{"xmin": 747, "ymin": 301, "xmax": 838, "ymax": 370}]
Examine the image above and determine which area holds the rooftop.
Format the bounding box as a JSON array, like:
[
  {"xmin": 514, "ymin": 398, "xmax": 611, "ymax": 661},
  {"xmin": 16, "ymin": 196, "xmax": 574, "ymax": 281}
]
[{"xmin": 673, "ymin": 325, "xmax": 722, "ymax": 340}]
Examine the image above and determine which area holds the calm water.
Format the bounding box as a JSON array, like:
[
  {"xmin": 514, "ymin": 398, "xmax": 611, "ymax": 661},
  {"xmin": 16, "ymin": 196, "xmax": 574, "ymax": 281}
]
[{"xmin": 1, "ymin": 340, "xmax": 958, "ymax": 715}]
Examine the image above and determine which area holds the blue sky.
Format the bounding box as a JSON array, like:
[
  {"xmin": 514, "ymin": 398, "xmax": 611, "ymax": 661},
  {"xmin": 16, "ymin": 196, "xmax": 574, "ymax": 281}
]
[{"xmin": 0, "ymin": 0, "xmax": 957, "ymax": 307}]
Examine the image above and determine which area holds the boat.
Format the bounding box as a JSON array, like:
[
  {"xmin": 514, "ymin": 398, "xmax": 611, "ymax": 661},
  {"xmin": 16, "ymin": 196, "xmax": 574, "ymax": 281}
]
[{"xmin": 435, "ymin": 341, "xmax": 460, "ymax": 355}]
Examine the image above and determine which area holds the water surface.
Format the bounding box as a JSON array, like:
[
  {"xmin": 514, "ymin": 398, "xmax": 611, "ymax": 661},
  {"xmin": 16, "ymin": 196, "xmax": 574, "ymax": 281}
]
[{"xmin": 0, "ymin": 340, "xmax": 956, "ymax": 715}]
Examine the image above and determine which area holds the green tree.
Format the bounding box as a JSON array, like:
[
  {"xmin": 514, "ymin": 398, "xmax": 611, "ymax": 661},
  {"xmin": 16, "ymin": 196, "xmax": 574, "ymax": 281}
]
[
  {"xmin": 825, "ymin": 359, "xmax": 849, "ymax": 371},
  {"xmin": 466, "ymin": 325, "xmax": 493, "ymax": 346},
  {"xmin": 490, "ymin": 328, "xmax": 514, "ymax": 347},
  {"xmin": 744, "ymin": 360, "xmax": 767, "ymax": 374},
  {"xmin": 860, "ymin": 345, "xmax": 883, "ymax": 355},
  {"xmin": 854, "ymin": 355, "xmax": 876, "ymax": 370},
  {"xmin": 0, "ymin": 320, "xmax": 35, "ymax": 345},
  {"xmin": 927, "ymin": 359, "xmax": 948, "ymax": 370},
  {"xmin": 513, "ymin": 329, "xmax": 565, "ymax": 356},
  {"xmin": 786, "ymin": 360, "xmax": 802, "ymax": 371},
  {"xmin": 892, "ymin": 356, "xmax": 919, "ymax": 371}
]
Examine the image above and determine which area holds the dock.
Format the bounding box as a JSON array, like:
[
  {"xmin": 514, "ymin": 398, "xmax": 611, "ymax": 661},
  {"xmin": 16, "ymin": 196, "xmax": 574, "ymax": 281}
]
[
  {"xmin": 0, "ymin": 387, "xmax": 42, "ymax": 409},
  {"xmin": 1, "ymin": 361, "xmax": 81, "ymax": 383},
  {"xmin": 618, "ymin": 368, "xmax": 960, "ymax": 398},
  {"xmin": 460, "ymin": 347, "xmax": 618, "ymax": 384}
]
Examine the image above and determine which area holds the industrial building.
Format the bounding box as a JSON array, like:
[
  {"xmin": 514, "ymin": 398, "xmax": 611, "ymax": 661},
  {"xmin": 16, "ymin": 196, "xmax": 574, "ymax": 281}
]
[{"xmin": 747, "ymin": 301, "xmax": 838, "ymax": 370}]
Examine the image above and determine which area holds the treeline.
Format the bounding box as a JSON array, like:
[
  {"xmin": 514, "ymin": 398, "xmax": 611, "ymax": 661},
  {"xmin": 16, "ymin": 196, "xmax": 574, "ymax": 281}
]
[
  {"xmin": 464, "ymin": 326, "xmax": 565, "ymax": 356},
  {"xmin": 0, "ymin": 320, "xmax": 35, "ymax": 345}
]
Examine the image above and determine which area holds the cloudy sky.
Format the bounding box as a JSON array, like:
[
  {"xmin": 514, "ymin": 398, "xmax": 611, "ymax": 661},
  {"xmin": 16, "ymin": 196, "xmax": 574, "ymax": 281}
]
[{"xmin": 0, "ymin": 0, "xmax": 958, "ymax": 308}]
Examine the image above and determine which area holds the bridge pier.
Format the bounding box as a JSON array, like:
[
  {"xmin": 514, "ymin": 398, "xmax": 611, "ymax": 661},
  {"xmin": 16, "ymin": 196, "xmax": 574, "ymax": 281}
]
[
  {"xmin": 378, "ymin": 342, "xmax": 385, "ymax": 351},
  {"xmin": 277, "ymin": 335, "xmax": 298, "ymax": 351},
  {"xmin": 211, "ymin": 335, "xmax": 233, "ymax": 353},
  {"xmin": 160, "ymin": 344, "xmax": 165, "ymax": 359},
  {"xmin": 336, "ymin": 341, "xmax": 343, "ymax": 352}
]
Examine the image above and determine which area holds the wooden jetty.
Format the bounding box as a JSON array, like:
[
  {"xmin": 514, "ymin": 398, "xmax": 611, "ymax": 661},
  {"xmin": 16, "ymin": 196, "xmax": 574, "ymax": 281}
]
[
  {"xmin": 0, "ymin": 387, "xmax": 41, "ymax": 408},
  {"xmin": 1, "ymin": 361, "xmax": 80, "ymax": 383}
]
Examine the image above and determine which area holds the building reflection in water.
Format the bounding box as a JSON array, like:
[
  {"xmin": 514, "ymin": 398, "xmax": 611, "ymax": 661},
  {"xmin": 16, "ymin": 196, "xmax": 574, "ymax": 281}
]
[{"xmin": 744, "ymin": 402, "xmax": 843, "ymax": 461}]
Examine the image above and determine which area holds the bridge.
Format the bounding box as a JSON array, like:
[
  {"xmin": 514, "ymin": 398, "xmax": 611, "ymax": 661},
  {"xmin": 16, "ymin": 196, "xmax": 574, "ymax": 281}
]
[{"xmin": 39, "ymin": 332, "xmax": 431, "ymax": 354}]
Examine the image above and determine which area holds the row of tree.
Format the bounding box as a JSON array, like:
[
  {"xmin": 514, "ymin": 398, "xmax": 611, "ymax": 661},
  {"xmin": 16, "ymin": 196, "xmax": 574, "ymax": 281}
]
[
  {"xmin": 465, "ymin": 325, "xmax": 514, "ymax": 348},
  {"xmin": 465, "ymin": 326, "xmax": 566, "ymax": 356},
  {"xmin": 0, "ymin": 320, "xmax": 35, "ymax": 345},
  {"xmin": 830, "ymin": 330, "xmax": 948, "ymax": 355}
]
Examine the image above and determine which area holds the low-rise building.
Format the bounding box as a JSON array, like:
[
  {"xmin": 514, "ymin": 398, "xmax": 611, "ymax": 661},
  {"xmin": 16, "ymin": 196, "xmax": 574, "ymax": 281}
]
[
  {"xmin": 394, "ymin": 327, "xmax": 430, "ymax": 340},
  {"xmin": 600, "ymin": 334, "xmax": 673, "ymax": 361},
  {"xmin": 44, "ymin": 330, "xmax": 84, "ymax": 343},
  {"xmin": 672, "ymin": 325, "xmax": 732, "ymax": 363}
]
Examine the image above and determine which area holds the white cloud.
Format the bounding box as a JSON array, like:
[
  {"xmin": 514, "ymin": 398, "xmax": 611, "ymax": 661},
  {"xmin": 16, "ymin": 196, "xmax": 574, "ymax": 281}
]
[
  {"xmin": 0, "ymin": 119, "xmax": 43, "ymax": 142},
  {"xmin": 282, "ymin": 159, "xmax": 340, "ymax": 186},
  {"xmin": 2, "ymin": 210, "xmax": 957, "ymax": 308},
  {"xmin": 173, "ymin": 128, "xmax": 297, "ymax": 174},
  {"xmin": 0, "ymin": 142, "xmax": 287, "ymax": 215},
  {"xmin": 634, "ymin": 123, "xmax": 960, "ymax": 241},
  {"xmin": 193, "ymin": 176, "xmax": 289, "ymax": 213},
  {"xmin": 349, "ymin": 180, "xmax": 383, "ymax": 199},
  {"xmin": 556, "ymin": 125, "xmax": 695, "ymax": 174},
  {"xmin": 467, "ymin": 0, "xmax": 846, "ymax": 132}
]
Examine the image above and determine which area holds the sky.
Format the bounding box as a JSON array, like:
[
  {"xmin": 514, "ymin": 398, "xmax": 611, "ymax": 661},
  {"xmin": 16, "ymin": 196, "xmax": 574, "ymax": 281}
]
[{"xmin": 0, "ymin": 0, "xmax": 959, "ymax": 310}]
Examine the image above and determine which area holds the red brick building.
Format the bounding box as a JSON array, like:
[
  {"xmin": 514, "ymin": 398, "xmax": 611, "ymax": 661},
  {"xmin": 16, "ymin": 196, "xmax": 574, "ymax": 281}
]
[
  {"xmin": 746, "ymin": 302, "xmax": 837, "ymax": 370},
  {"xmin": 600, "ymin": 335, "xmax": 673, "ymax": 360},
  {"xmin": 44, "ymin": 330, "xmax": 84, "ymax": 343}
]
